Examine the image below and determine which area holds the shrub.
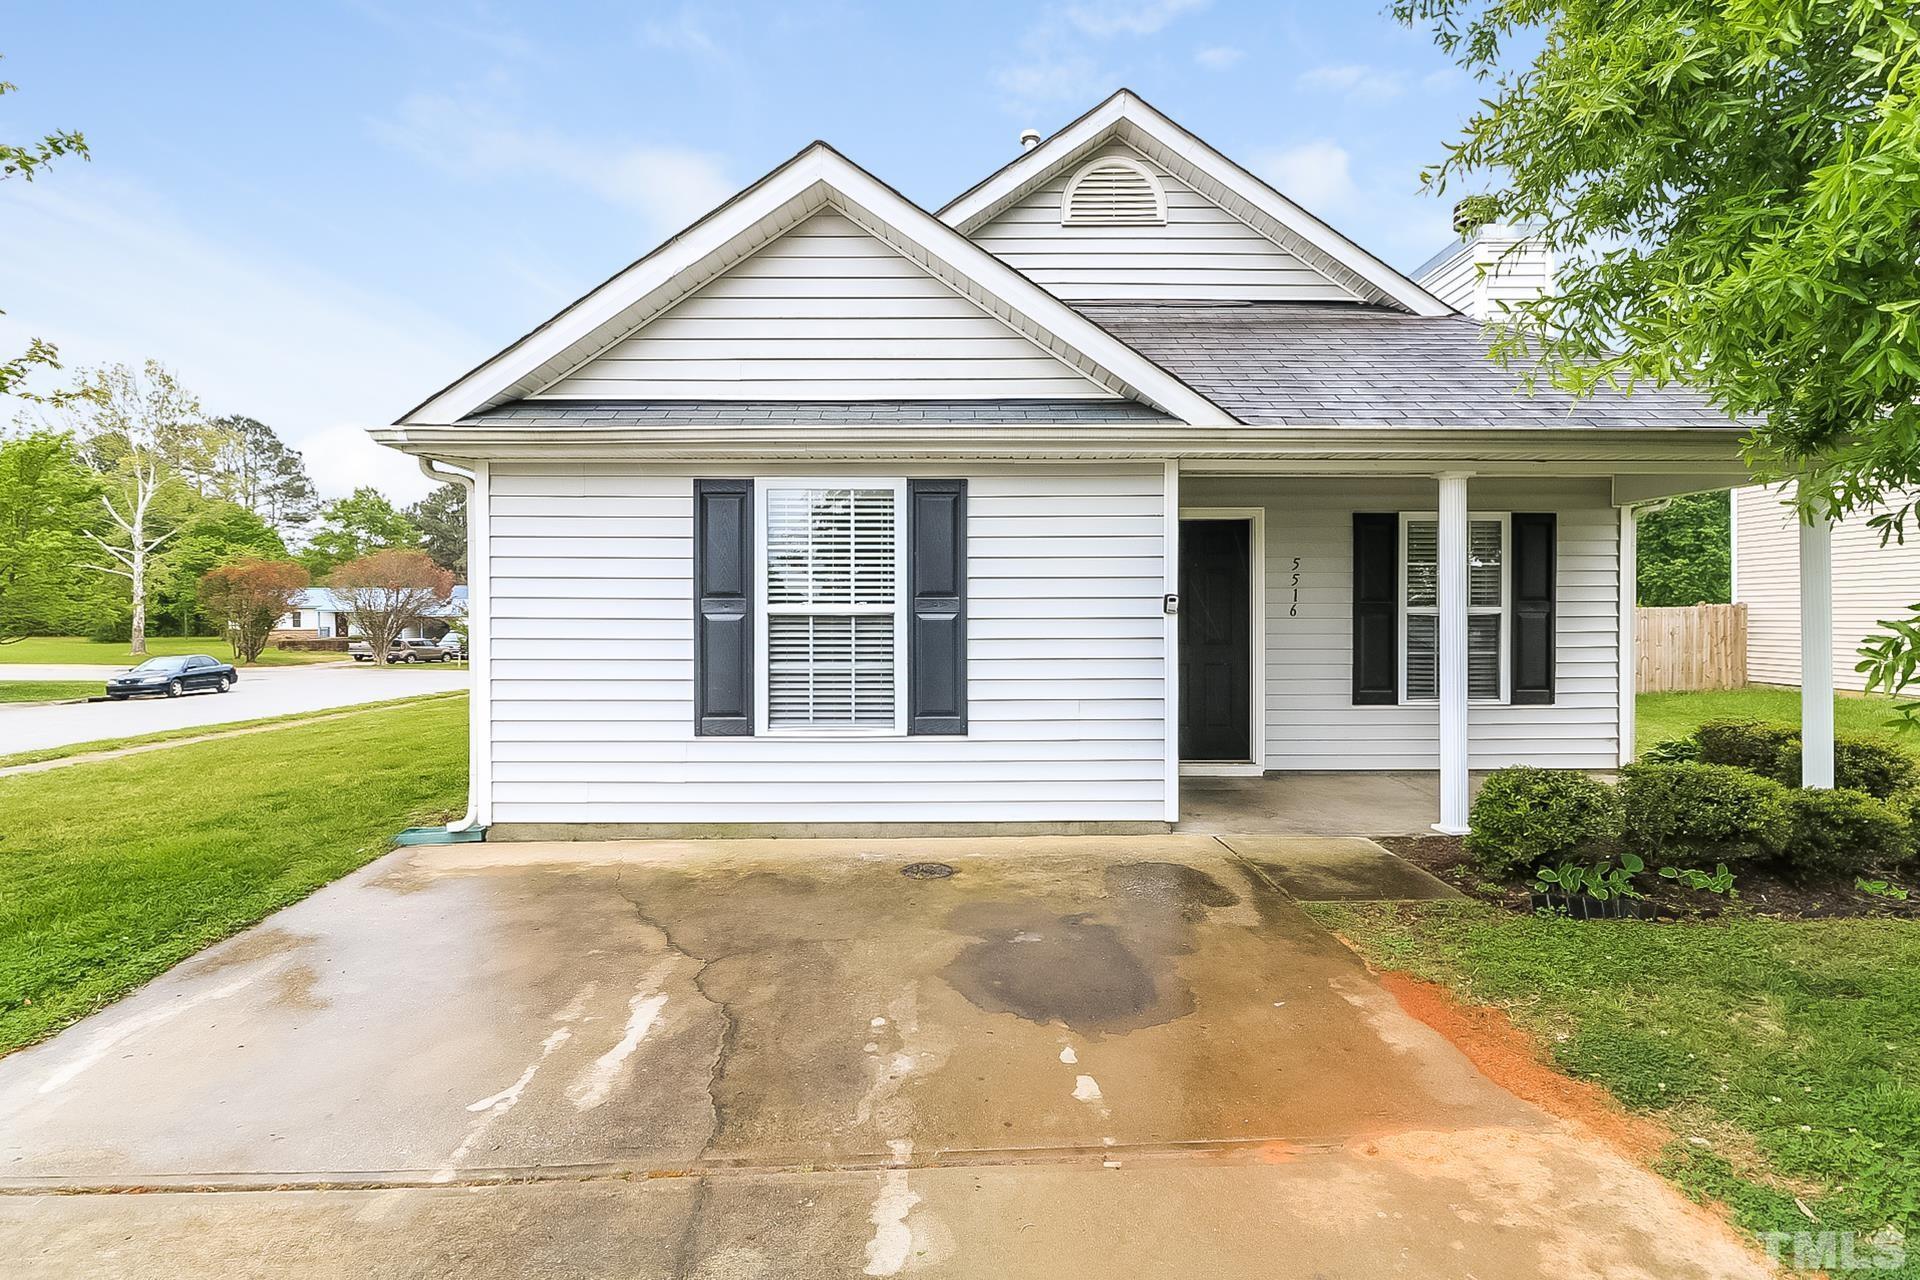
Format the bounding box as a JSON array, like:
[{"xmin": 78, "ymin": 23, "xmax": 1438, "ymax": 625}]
[
  {"xmin": 1693, "ymin": 718, "xmax": 1917, "ymax": 798},
  {"xmin": 1693, "ymin": 720, "xmax": 1798, "ymax": 781},
  {"xmin": 1619, "ymin": 762, "xmax": 1790, "ymax": 863},
  {"xmin": 1886, "ymin": 789, "xmax": 1920, "ymax": 866},
  {"xmin": 1466, "ymin": 767, "xmax": 1621, "ymax": 875},
  {"xmin": 1779, "ymin": 788, "xmax": 1909, "ymax": 878},
  {"xmin": 1834, "ymin": 736, "xmax": 1917, "ymax": 799}
]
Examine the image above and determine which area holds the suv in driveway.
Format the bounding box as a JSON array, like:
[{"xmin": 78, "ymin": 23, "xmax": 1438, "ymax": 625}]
[{"xmin": 348, "ymin": 637, "xmax": 455, "ymax": 663}]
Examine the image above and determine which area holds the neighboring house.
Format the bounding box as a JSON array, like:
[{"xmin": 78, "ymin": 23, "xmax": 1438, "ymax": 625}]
[
  {"xmin": 1734, "ymin": 484, "xmax": 1920, "ymax": 691},
  {"xmin": 270, "ymin": 586, "xmax": 467, "ymax": 642},
  {"xmin": 374, "ymin": 90, "xmax": 1781, "ymax": 839}
]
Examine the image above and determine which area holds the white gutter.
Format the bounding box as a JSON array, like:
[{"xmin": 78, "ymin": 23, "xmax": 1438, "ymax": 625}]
[{"xmin": 418, "ymin": 456, "xmax": 490, "ymax": 833}]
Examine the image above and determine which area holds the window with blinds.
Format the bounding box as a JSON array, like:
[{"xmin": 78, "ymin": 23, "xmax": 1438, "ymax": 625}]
[
  {"xmin": 1061, "ymin": 158, "xmax": 1167, "ymax": 225},
  {"xmin": 761, "ymin": 484, "xmax": 903, "ymax": 731},
  {"xmin": 1402, "ymin": 515, "xmax": 1507, "ymax": 703}
]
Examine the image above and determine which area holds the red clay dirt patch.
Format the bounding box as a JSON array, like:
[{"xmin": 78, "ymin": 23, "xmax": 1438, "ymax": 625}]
[{"xmin": 1371, "ymin": 969, "xmax": 1673, "ymax": 1167}]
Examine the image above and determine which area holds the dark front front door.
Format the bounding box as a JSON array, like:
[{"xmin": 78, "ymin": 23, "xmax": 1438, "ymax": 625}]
[{"xmin": 1179, "ymin": 519, "xmax": 1252, "ymax": 762}]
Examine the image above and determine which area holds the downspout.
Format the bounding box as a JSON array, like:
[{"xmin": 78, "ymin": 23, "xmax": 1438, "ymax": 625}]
[{"xmin": 419, "ymin": 455, "xmax": 488, "ymax": 834}]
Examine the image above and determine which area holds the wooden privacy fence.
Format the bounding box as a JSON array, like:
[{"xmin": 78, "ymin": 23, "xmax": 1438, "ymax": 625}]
[{"xmin": 1636, "ymin": 603, "xmax": 1747, "ymax": 692}]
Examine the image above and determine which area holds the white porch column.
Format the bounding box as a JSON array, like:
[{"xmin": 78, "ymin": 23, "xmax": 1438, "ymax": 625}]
[
  {"xmin": 1163, "ymin": 459, "xmax": 1182, "ymax": 823},
  {"xmin": 1435, "ymin": 472, "xmax": 1472, "ymax": 834},
  {"xmin": 1799, "ymin": 483, "xmax": 1834, "ymax": 789},
  {"xmin": 1618, "ymin": 505, "xmax": 1638, "ymax": 766}
]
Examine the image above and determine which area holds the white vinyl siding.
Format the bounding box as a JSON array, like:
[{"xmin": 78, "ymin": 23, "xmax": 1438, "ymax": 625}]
[
  {"xmin": 968, "ymin": 145, "xmax": 1365, "ymax": 303},
  {"xmin": 486, "ymin": 462, "xmax": 1167, "ymax": 825},
  {"xmin": 1182, "ymin": 476, "xmax": 1621, "ymax": 770},
  {"xmin": 1734, "ymin": 482, "xmax": 1920, "ymax": 692},
  {"xmin": 1414, "ymin": 230, "xmax": 1556, "ymax": 322},
  {"xmin": 536, "ymin": 212, "xmax": 1111, "ymax": 401}
]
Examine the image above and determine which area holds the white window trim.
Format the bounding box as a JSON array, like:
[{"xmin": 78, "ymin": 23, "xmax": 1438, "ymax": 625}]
[
  {"xmin": 1060, "ymin": 154, "xmax": 1169, "ymax": 226},
  {"xmin": 754, "ymin": 477, "xmax": 910, "ymax": 738},
  {"xmin": 1399, "ymin": 510, "xmax": 1512, "ymax": 706}
]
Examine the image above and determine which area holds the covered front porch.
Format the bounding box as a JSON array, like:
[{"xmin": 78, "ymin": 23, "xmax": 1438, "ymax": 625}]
[{"xmin": 1164, "ymin": 451, "xmax": 1839, "ymax": 833}]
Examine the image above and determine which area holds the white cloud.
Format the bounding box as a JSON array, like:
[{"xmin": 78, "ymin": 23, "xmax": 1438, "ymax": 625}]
[
  {"xmin": 371, "ymin": 92, "xmax": 734, "ymax": 237},
  {"xmin": 1194, "ymin": 45, "xmax": 1245, "ymax": 70},
  {"xmin": 1296, "ymin": 63, "xmax": 1406, "ymax": 102},
  {"xmin": 0, "ymin": 174, "xmax": 482, "ymax": 503},
  {"xmin": 1253, "ymin": 140, "xmax": 1360, "ymax": 213},
  {"xmin": 1063, "ymin": 0, "xmax": 1208, "ymax": 37},
  {"xmin": 1421, "ymin": 65, "xmax": 1466, "ymax": 91}
]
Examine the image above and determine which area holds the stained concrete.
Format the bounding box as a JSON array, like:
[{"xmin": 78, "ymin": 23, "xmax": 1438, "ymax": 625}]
[
  {"xmin": 1178, "ymin": 772, "xmax": 1487, "ymax": 836},
  {"xmin": 0, "ymin": 836, "xmax": 1767, "ymax": 1278},
  {"xmin": 1220, "ymin": 835, "xmax": 1464, "ymax": 902}
]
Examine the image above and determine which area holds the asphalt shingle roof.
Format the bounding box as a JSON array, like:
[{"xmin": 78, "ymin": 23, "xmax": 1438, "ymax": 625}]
[
  {"xmin": 464, "ymin": 399, "xmax": 1176, "ymax": 426},
  {"xmin": 1078, "ymin": 301, "xmax": 1740, "ymax": 430}
]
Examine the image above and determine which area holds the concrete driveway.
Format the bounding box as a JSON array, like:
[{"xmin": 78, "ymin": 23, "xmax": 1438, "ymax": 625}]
[
  {"xmin": 0, "ymin": 663, "xmax": 467, "ymax": 753},
  {"xmin": 0, "ymin": 837, "xmax": 1767, "ymax": 1279}
]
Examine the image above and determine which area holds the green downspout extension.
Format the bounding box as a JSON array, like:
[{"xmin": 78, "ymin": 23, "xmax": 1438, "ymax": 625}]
[{"xmin": 393, "ymin": 825, "xmax": 486, "ymax": 847}]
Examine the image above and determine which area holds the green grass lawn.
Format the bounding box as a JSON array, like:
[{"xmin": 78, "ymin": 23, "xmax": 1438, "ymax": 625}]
[
  {"xmin": 1638, "ymin": 686, "xmax": 1915, "ymax": 757},
  {"xmin": 1315, "ymin": 901, "xmax": 1920, "ymax": 1273},
  {"xmin": 0, "ymin": 635, "xmax": 340, "ymax": 667},
  {"xmin": 0, "ymin": 696, "xmax": 466, "ymax": 1055},
  {"xmin": 0, "ymin": 680, "xmax": 99, "ymax": 704}
]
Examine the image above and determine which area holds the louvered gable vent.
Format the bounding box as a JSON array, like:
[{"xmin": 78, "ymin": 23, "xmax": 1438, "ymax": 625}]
[{"xmin": 1061, "ymin": 157, "xmax": 1166, "ymax": 226}]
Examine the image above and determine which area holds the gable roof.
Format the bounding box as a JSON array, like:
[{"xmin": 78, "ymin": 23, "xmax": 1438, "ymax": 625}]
[
  {"xmin": 401, "ymin": 141, "xmax": 1233, "ymax": 427},
  {"xmin": 941, "ymin": 90, "xmax": 1453, "ymax": 317},
  {"xmin": 1079, "ymin": 302, "xmax": 1738, "ymax": 430}
]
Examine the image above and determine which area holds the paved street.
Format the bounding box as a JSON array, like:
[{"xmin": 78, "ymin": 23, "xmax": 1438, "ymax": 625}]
[
  {"xmin": 0, "ymin": 836, "xmax": 1769, "ymax": 1278},
  {"xmin": 0, "ymin": 663, "xmax": 468, "ymax": 753}
]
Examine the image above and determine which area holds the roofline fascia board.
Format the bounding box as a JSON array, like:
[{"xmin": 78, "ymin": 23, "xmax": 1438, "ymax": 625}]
[
  {"xmin": 403, "ymin": 143, "xmax": 1233, "ymax": 428},
  {"xmin": 939, "ymin": 89, "xmax": 1454, "ymax": 318},
  {"xmin": 373, "ymin": 423, "xmax": 1750, "ymax": 471}
]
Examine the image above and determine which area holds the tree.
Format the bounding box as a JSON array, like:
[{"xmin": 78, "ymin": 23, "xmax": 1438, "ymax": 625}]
[
  {"xmin": 301, "ymin": 486, "xmax": 421, "ymax": 576},
  {"xmin": 408, "ymin": 482, "xmax": 466, "ymax": 578},
  {"xmin": 214, "ymin": 416, "xmax": 318, "ymax": 537},
  {"xmin": 327, "ymin": 549, "xmax": 453, "ymax": 666},
  {"xmin": 1392, "ymin": 0, "xmax": 1920, "ymax": 685},
  {"xmin": 197, "ymin": 559, "xmax": 308, "ymax": 664},
  {"xmin": 0, "ymin": 431, "xmax": 104, "ymax": 638},
  {"xmin": 56, "ymin": 362, "xmax": 216, "ymax": 655},
  {"xmin": 153, "ymin": 500, "xmax": 288, "ymax": 635},
  {"xmin": 1, "ymin": 58, "xmax": 94, "ymax": 408},
  {"xmin": 1637, "ymin": 491, "xmax": 1732, "ymax": 607}
]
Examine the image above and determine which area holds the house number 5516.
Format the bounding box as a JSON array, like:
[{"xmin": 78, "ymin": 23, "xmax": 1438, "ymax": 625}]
[{"xmin": 1289, "ymin": 556, "xmax": 1301, "ymax": 617}]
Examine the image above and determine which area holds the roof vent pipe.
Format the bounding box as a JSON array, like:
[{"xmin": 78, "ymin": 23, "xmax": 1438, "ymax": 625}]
[{"xmin": 1019, "ymin": 128, "xmax": 1042, "ymax": 152}]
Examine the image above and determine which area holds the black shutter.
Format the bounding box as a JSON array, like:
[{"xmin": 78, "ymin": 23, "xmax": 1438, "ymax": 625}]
[
  {"xmin": 908, "ymin": 479, "xmax": 967, "ymax": 735},
  {"xmin": 1511, "ymin": 512, "xmax": 1556, "ymax": 705},
  {"xmin": 1353, "ymin": 513, "xmax": 1398, "ymax": 705},
  {"xmin": 694, "ymin": 479, "xmax": 753, "ymax": 736}
]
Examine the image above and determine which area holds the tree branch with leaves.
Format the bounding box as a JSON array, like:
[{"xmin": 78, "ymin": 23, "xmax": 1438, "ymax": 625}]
[{"xmin": 1, "ymin": 56, "xmax": 95, "ymax": 408}]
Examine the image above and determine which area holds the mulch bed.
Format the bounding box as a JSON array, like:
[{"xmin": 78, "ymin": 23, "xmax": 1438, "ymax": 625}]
[{"xmin": 1379, "ymin": 834, "xmax": 1920, "ymax": 922}]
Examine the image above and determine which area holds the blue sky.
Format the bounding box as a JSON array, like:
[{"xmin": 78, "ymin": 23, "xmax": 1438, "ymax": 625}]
[{"xmin": 2, "ymin": 1, "xmax": 1492, "ymax": 500}]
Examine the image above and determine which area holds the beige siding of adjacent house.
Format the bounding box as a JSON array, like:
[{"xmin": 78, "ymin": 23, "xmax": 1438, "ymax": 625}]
[
  {"xmin": 1734, "ymin": 483, "xmax": 1920, "ymax": 691},
  {"xmin": 486, "ymin": 462, "xmax": 1170, "ymax": 827},
  {"xmin": 1183, "ymin": 476, "xmax": 1622, "ymax": 770},
  {"xmin": 536, "ymin": 212, "xmax": 1112, "ymax": 401},
  {"xmin": 967, "ymin": 144, "xmax": 1364, "ymax": 303}
]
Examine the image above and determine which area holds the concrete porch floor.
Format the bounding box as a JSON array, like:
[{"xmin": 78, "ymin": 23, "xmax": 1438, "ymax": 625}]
[{"xmin": 1177, "ymin": 771, "xmax": 1492, "ymax": 836}]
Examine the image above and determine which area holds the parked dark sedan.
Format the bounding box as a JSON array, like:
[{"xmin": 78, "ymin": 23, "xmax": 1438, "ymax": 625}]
[{"xmin": 105, "ymin": 655, "xmax": 239, "ymax": 699}]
